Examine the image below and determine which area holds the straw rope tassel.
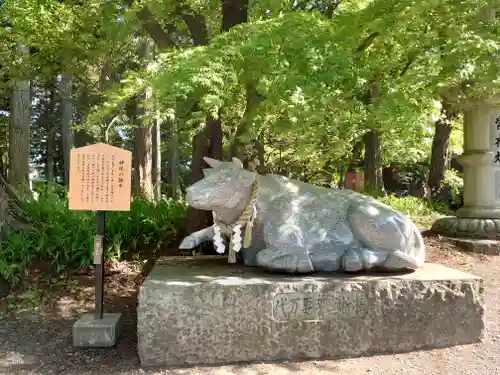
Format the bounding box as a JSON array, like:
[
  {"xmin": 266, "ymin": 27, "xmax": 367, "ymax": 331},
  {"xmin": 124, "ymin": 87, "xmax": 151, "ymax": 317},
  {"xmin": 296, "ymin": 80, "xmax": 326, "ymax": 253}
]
[{"xmin": 217, "ymin": 177, "xmax": 260, "ymax": 264}]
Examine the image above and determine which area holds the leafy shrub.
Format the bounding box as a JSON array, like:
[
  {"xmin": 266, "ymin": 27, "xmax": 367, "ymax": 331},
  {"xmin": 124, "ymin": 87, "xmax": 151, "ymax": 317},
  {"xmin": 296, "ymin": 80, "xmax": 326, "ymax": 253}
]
[
  {"xmin": 0, "ymin": 191, "xmax": 187, "ymax": 283},
  {"xmin": 440, "ymin": 169, "xmax": 463, "ymax": 209},
  {"xmin": 377, "ymin": 194, "xmax": 451, "ymax": 217}
]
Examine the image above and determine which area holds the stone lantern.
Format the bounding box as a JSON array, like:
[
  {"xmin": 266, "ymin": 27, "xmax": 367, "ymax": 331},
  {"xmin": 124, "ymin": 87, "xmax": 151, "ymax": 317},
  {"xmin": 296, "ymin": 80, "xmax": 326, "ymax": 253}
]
[{"xmin": 432, "ymin": 96, "xmax": 500, "ymax": 239}]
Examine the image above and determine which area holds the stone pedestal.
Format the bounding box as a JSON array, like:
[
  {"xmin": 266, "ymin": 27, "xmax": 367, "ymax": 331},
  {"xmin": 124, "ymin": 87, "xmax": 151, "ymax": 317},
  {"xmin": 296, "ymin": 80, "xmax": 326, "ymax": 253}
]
[
  {"xmin": 137, "ymin": 256, "xmax": 484, "ymax": 367},
  {"xmin": 73, "ymin": 313, "xmax": 123, "ymax": 347},
  {"xmin": 433, "ymin": 96, "xmax": 500, "ymax": 239}
]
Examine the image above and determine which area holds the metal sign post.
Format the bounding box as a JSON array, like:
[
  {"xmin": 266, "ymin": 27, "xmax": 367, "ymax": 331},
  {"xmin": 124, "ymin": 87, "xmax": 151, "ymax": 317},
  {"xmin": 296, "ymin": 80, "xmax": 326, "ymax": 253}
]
[{"xmin": 69, "ymin": 143, "xmax": 132, "ymax": 347}]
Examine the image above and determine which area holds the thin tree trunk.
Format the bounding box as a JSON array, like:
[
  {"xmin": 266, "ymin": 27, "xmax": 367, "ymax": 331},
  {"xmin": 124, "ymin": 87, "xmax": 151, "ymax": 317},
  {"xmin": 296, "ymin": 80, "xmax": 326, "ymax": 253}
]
[
  {"xmin": 230, "ymin": 83, "xmax": 263, "ymax": 161},
  {"xmin": 0, "ymin": 151, "xmax": 6, "ymax": 179},
  {"xmin": 46, "ymin": 89, "xmax": 56, "ymax": 182},
  {"xmin": 185, "ymin": 0, "xmax": 249, "ymax": 236},
  {"xmin": 362, "ymin": 82, "xmax": 384, "ymax": 196},
  {"xmin": 208, "ymin": 112, "xmax": 223, "ymax": 160},
  {"xmin": 74, "ymin": 85, "xmax": 95, "ymax": 147},
  {"xmin": 166, "ymin": 119, "xmax": 181, "ymax": 199},
  {"xmin": 133, "ymin": 38, "xmax": 155, "ymax": 200},
  {"xmin": 363, "ymin": 130, "xmax": 384, "ymax": 195},
  {"xmin": 60, "ymin": 75, "xmax": 74, "ymax": 185},
  {"xmin": 8, "ymin": 78, "xmax": 31, "ymax": 197},
  {"xmin": 126, "ymin": 97, "xmax": 140, "ymax": 194},
  {"xmin": 428, "ymin": 102, "xmax": 457, "ymax": 197},
  {"xmin": 348, "ymin": 140, "xmax": 364, "ymax": 172},
  {"xmin": 186, "ymin": 126, "xmax": 212, "ymax": 235},
  {"xmin": 152, "ymin": 112, "xmax": 161, "ymax": 200},
  {"xmin": 123, "ymin": 0, "xmax": 175, "ymax": 50},
  {"xmin": 135, "ymin": 124, "xmax": 154, "ymax": 199},
  {"xmin": 254, "ymin": 136, "xmax": 266, "ymax": 174}
]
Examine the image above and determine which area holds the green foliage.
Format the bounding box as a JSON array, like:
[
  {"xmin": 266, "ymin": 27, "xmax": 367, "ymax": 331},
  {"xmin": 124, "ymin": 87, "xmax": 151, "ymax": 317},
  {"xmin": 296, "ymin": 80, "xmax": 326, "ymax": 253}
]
[
  {"xmin": 79, "ymin": 0, "xmax": 498, "ymax": 181},
  {"xmin": 378, "ymin": 195, "xmax": 450, "ymax": 218},
  {"xmin": 440, "ymin": 168, "xmax": 464, "ymax": 207},
  {"xmin": 92, "ymin": 0, "xmax": 497, "ymax": 166},
  {"xmin": 0, "ymin": 192, "xmax": 187, "ymax": 283},
  {"xmin": 376, "ymin": 194, "xmax": 453, "ymax": 229}
]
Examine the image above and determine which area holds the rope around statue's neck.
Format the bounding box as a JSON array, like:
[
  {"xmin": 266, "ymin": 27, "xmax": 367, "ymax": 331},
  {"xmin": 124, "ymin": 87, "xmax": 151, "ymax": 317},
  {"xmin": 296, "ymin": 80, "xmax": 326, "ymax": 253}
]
[{"xmin": 212, "ymin": 177, "xmax": 260, "ymax": 263}]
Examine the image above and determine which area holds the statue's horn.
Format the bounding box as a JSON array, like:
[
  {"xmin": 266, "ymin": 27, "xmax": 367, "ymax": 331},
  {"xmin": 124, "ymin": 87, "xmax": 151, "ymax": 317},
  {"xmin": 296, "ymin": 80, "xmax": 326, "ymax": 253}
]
[
  {"xmin": 203, "ymin": 157, "xmax": 221, "ymax": 168},
  {"xmin": 232, "ymin": 157, "xmax": 244, "ymax": 168}
]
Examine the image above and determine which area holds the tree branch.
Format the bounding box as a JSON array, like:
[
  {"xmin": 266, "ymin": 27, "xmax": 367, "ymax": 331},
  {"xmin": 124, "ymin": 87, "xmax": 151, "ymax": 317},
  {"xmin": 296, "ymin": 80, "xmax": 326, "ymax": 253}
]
[
  {"xmin": 123, "ymin": 0, "xmax": 175, "ymax": 51},
  {"xmin": 176, "ymin": 4, "xmax": 209, "ymax": 46},
  {"xmin": 355, "ymin": 32, "xmax": 380, "ymax": 54}
]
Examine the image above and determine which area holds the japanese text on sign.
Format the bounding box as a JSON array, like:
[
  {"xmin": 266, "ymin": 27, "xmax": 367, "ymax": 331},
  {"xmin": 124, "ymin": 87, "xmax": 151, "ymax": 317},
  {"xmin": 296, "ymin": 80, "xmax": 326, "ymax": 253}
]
[
  {"xmin": 272, "ymin": 291, "xmax": 368, "ymax": 322},
  {"xmin": 69, "ymin": 143, "xmax": 132, "ymax": 211}
]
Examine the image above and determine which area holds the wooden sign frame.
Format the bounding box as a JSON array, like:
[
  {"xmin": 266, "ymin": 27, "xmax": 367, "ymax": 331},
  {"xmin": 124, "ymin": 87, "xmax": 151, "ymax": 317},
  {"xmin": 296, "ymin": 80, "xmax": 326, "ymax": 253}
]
[{"xmin": 68, "ymin": 143, "xmax": 132, "ymax": 211}]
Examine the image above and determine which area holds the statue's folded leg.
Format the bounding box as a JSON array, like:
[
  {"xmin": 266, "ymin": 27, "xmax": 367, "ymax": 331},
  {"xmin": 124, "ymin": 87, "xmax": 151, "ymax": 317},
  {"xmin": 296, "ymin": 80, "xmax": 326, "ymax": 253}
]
[
  {"xmin": 383, "ymin": 223, "xmax": 425, "ymax": 269},
  {"xmin": 255, "ymin": 246, "xmax": 314, "ymax": 274},
  {"xmin": 179, "ymin": 227, "xmax": 215, "ymax": 249},
  {"xmin": 347, "ymin": 201, "xmax": 424, "ymax": 270}
]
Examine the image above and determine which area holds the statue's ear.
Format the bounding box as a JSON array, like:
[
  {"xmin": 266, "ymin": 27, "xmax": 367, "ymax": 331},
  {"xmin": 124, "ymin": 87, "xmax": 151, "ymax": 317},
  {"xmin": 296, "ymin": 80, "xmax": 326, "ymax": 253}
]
[
  {"xmin": 232, "ymin": 157, "xmax": 244, "ymax": 168},
  {"xmin": 203, "ymin": 157, "xmax": 221, "ymax": 168}
]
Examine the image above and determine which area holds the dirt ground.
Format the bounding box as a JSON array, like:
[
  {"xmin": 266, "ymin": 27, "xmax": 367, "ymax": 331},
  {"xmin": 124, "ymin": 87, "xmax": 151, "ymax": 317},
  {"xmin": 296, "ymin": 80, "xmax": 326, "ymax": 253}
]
[{"xmin": 1, "ymin": 235, "xmax": 499, "ymax": 375}]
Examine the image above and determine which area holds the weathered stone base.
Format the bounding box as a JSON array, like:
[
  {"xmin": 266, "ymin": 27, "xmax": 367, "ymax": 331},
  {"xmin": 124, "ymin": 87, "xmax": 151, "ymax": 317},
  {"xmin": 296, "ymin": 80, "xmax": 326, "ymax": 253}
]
[
  {"xmin": 432, "ymin": 216, "xmax": 500, "ymax": 239},
  {"xmin": 73, "ymin": 313, "xmax": 123, "ymax": 347},
  {"xmin": 137, "ymin": 256, "xmax": 485, "ymax": 367},
  {"xmin": 445, "ymin": 237, "xmax": 500, "ymax": 255}
]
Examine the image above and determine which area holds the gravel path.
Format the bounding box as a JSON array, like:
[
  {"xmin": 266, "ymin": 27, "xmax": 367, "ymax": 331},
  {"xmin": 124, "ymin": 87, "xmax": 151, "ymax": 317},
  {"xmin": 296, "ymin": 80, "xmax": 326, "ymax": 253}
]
[{"xmin": 1, "ymin": 237, "xmax": 499, "ymax": 375}]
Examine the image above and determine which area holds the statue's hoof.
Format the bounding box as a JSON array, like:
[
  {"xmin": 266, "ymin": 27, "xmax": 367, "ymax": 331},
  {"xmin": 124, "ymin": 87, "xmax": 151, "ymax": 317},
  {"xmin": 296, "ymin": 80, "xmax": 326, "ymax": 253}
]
[
  {"xmin": 342, "ymin": 249, "xmax": 363, "ymax": 272},
  {"xmin": 383, "ymin": 250, "xmax": 420, "ymax": 270},
  {"xmin": 256, "ymin": 248, "xmax": 314, "ymax": 274},
  {"xmin": 179, "ymin": 236, "xmax": 198, "ymax": 249}
]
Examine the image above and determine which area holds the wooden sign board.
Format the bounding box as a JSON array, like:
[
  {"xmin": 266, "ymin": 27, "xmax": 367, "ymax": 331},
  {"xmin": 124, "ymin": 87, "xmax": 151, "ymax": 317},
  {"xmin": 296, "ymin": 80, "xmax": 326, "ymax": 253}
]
[
  {"xmin": 69, "ymin": 143, "xmax": 132, "ymax": 211},
  {"xmin": 345, "ymin": 171, "xmax": 364, "ymax": 192}
]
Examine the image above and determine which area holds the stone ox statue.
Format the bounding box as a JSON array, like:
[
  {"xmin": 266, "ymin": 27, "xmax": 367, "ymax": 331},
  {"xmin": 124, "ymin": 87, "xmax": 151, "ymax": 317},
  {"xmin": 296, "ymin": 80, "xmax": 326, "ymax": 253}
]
[{"xmin": 180, "ymin": 157, "xmax": 425, "ymax": 274}]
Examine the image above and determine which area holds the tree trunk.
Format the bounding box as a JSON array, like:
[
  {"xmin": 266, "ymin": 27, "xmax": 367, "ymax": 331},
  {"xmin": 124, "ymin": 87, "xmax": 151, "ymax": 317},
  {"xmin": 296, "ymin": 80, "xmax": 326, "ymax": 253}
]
[
  {"xmin": 135, "ymin": 123, "xmax": 154, "ymax": 200},
  {"xmin": 185, "ymin": 0, "xmax": 249, "ymax": 236},
  {"xmin": 152, "ymin": 112, "xmax": 161, "ymax": 200},
  {"xmin": 361, "ymin": 81, "xmax": 384, "ymax": 196},
  {"xmin": 254, "ymin": 136, "xmax": 266, "ymax": 174},
  {"xmin": 46, "ymin": 89, "xmax": 56, "ymax": 182},
  {"xmin": 59, "ymin": 75, "xmax": 74, "ymax": 185},
  {"xmin": 166, "ymin": 119, "xmax": 181, "ymax": 199},
  {"xmin": 222, "ymin": 0, "xmax": 249, "ymax": 31},
  {"xmin": 428, "ymin": 102, "xmax": 457, "ymax": 198},
  {"xmin": 8, "ymin": 78, "xmax": 31, "ymax": 197},
  {"xmin": 133, "ymin": 87, "xmax": 154, "ymax": 200},
  {"xmin": 0, "ymin": 173, "xmax": 33, "ymax": 236},
  {"xmin": 363, "ymin": 130, "xmax": 384, "ymax": 195},
  {"xmin": 185, "ymin": 124, "xmax": 213, "ymax": 235},
  {"xmin": 133, "ymin": 38, "xmax": 155, "ymax": 200},
  {"xmin": 348, "ymin": 140, "xmax": 364, "ymax": 171},
  {"xmin": 123, "ymin": 0, "xmax": 175, "ymax": 50},
  {"xmin": 208, "ymin": 112, "xmax": 224, "ymax": 160},
  {"xmin": 74, "ymin": 85, "xmax": 95, "ymax": 147},
  {"xmin": 230, "ymin": 83, "xmax": 263, "ymax": 161}
]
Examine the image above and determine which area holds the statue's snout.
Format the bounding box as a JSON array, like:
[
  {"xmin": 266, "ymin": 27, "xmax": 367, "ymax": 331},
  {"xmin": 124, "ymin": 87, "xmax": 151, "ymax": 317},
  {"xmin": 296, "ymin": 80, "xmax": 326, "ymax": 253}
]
[{"xmin": 185, "ymin": 185, "xmax": 213, "ymax": 208}]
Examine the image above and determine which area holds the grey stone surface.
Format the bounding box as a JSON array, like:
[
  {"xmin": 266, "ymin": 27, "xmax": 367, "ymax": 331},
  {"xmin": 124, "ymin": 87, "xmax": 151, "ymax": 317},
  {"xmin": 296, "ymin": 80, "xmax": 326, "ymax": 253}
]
[
  {"xmin": 137, "ymin": 256, "xmax": 485, "ymax": 367},
  {"xmin": 180, "ymin": 157, "xmax": 425, "ymax": 273},
  {"xmin": 73, "ymin": 313, "xmax": 123, "ymax": 347}
]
